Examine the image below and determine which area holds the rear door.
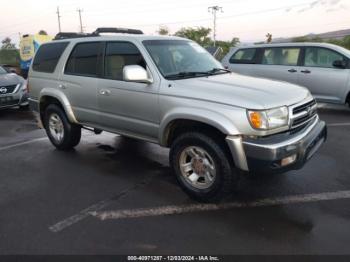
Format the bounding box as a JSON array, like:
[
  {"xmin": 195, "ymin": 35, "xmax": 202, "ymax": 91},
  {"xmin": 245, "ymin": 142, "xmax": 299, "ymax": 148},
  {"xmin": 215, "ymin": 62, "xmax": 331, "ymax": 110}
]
[
  {"xmin": 298, "ymin": 46, "xmax": 350, "ymax": 103},
  {"xmin": 60, "ymin": 41, "xmax": 103, "ymax": 125},
  {"xmin": 253, "ymin": 47, "xmax": 302, "ymax": 85}
]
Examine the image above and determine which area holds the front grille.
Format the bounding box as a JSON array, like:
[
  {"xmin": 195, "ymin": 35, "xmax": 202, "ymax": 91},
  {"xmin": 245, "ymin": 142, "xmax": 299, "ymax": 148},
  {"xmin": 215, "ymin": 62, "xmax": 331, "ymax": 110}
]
[
  {"xmin": 291, "ymin": 99, "xmax": 317, "ymax": 129},
  {"xmin": 0, "ymin": 84, "xmax": 18, "ymax": 95}
]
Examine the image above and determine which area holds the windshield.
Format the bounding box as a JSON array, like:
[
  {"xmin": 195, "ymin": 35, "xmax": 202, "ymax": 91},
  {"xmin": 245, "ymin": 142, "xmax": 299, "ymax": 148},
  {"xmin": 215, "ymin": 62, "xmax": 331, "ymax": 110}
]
[
  {"xmin": 143, "ymin": 40, "xmax": 226, "ymax": 79},
  {"xmin": 0, "ymin": 66, "xmax": 7, "ymax": 74}
]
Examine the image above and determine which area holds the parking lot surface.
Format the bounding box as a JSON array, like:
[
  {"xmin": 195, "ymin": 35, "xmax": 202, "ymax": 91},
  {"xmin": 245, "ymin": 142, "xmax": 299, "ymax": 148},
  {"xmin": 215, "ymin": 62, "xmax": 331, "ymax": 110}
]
[{"xmin": 0, "ymin": 105, "xmax": 350, "ymax": 255}]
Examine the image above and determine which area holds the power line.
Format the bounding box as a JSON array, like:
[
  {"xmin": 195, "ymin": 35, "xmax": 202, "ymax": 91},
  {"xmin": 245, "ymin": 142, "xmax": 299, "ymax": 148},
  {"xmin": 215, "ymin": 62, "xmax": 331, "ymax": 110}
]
[{"xmin": 208, "ymin": 6, "xmax": 223, "ymax": 47}]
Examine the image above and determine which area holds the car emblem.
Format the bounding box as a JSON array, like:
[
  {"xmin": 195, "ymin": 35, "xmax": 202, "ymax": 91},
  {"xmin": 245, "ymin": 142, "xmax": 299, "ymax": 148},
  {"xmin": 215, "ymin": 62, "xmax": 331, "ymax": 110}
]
[{"xmin": 0, "ymin": 87, "xmax": 7, "ymax": 94}]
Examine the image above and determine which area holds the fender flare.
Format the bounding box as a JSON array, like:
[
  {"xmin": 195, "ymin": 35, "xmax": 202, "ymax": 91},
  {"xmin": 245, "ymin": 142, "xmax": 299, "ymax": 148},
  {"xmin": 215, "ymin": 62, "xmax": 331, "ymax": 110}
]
[{"xmin": 39, "ymin": 88, "xmax": 78, "ymax": 124}]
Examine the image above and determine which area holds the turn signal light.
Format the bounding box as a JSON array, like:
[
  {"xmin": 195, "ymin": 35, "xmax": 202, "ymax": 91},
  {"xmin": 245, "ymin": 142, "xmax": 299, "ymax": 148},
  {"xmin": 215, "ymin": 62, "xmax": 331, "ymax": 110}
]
[{"xmin": 249, "ymin": 111, "xmax": 262, "ymax": 129}]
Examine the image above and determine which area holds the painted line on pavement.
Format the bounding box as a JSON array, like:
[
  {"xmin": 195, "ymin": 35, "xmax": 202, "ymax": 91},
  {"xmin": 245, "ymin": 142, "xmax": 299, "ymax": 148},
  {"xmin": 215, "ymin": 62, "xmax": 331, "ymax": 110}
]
[
  {"xmin": 0, "ymin": 137, "xmax": 48, "ymax": 152},
  {"xmin": 90, "ymin": 190, "xmax": 350, "ymax": 220},
  {"xmin": 49, "ymin": 173, "xmax": 157, "ymax": 233}
]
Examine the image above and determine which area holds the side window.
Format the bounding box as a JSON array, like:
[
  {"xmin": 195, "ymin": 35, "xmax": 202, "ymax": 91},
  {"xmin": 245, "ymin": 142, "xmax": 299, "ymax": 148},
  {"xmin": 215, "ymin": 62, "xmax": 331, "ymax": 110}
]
[
  {"xmin": 262, "ymin": 48, "xmax": 300, "ymax": 66},
  {"xmin": 304, "ymin": 47, "xmax": 346, "ymax": 68},
  {"xmin": 65, "ymin": 42, "xmax": 101, "ymax": 77},
  {"xmin": 32, "ymin": 42, "xmax": 69, "ymax": 73},
  {"xmin": 104, "ymin": 42, "xmax": 146, "ymax": 80},
  {"xmin": 229, "ymin": 48, "xmax": 256, "ymax": 64}
]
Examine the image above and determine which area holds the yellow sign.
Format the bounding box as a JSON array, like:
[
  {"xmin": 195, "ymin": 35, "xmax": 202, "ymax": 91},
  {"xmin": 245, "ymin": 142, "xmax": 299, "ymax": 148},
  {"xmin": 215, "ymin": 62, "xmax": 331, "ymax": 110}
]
[{"xmin": 19, "ymin": 34, "xmax": 52, "ymax": 70}]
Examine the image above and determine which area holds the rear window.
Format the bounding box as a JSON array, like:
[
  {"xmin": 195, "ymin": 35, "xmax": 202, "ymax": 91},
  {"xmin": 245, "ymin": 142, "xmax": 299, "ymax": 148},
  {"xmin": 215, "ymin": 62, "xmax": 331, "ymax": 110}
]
[
  {"xmin": 32, "ymin": 42, "xmax": 69, "ymax": 73},
  {"xmin": 65, "ymin": 42, "xmax": 101, "ymax": 77},
  {"xmin": 229, "ymin": 48, "xmax": 257, "ymax": 64}
]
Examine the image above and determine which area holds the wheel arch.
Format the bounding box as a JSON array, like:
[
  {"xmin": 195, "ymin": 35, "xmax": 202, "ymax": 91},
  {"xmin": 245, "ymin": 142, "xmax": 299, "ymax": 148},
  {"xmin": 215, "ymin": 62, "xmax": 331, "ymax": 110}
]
[{"xmin": 160, "ymin": 109, "xmax": 240, "ymax": 147}]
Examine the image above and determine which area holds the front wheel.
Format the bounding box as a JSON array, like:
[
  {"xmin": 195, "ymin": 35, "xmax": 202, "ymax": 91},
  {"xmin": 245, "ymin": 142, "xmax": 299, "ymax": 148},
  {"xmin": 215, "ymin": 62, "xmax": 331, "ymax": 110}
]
[
  {"xmin": 170, "ymin": 132, "xmax": 238, "ymax": 202},
  {"xmin": 44, "ymin": 104, "xmax": 81, "ymax": 150}
]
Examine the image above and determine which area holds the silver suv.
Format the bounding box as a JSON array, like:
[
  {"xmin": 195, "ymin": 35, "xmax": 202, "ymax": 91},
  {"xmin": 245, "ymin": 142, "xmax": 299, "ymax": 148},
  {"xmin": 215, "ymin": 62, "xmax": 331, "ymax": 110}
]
[
  {"xmin": 28, "ymin": 28, "xmax": 327, "ymax": 201},
  {"xmin": 222, "ymin": 43, "xmax": 350, "ymax": 105}
]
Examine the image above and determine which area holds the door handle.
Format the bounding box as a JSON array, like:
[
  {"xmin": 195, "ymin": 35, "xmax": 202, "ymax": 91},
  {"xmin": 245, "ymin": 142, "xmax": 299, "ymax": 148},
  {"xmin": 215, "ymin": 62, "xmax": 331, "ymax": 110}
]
[
  {"xmin": 301, "ymin": 70, "xmax": 311, "ymax": 74},
  {"xmin": 99, "ymin": 89, "xmax": 111, "ymax": 96},
  {"xmin": 58, "ymin": 84, "xmax": 67, "ymax": 89},
  {"xmin": 288, "ymin": 69, "xmax": 297, "ymax": 73}
]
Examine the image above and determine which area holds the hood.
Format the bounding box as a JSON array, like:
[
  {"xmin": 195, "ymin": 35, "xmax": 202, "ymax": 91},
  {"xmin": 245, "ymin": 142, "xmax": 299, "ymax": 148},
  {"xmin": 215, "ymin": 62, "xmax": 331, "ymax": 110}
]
[
  {"xmin": 166, "ymin": 73, "xmax": 310, "ymax": 110},
  {"xmin": 0, "ymin": 73, "xmax": 24, "ymax": 87}
]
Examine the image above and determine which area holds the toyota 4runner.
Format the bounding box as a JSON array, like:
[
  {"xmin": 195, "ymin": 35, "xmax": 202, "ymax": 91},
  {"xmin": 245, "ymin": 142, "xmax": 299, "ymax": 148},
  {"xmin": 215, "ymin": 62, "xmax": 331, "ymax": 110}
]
[{"xmin": 28, "ymin": 28, "xmax": 327, "ymax": 201}]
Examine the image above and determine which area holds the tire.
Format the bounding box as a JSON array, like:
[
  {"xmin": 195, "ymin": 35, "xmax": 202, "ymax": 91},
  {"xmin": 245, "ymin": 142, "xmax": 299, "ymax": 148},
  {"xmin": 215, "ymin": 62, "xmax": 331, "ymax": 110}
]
[
  {"xmin": 19, "ymin": 104, "xmax": 30, "ymax": 111},
  {"xmin": 43, "ymin": 104, "xmax": 81, "ymax": 150},
  {"xmin": 169, "ymin": 132, "xmax": 238, "ymax": 202}
]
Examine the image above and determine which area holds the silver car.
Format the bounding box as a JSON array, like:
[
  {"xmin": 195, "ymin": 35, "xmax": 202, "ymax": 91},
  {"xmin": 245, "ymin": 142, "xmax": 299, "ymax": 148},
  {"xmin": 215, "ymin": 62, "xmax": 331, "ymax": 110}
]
[
  {"xmin": 222, "ymin": 43, "xmax": 350, "ymax": 105},
  {"xmin": 28, "ymin": 28, "xmax": 327, "ymax": 202},
  {"xmin": 0, "ymin": 65, "xmax": 28, "ymax": 109}
]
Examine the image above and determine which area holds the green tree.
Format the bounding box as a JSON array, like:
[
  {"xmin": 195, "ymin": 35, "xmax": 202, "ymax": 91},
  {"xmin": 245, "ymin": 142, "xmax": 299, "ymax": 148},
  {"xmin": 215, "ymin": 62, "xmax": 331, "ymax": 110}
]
[
  {"xmin": 38, "ymin": 30, "xmax": 48, "ymax": 35},
  {"xmin": 215, "ymin": 37, "xmax": 240, "ymax": 59},
  {"xmin": 157, "ymin": 26, "xmax": 170, "ymax": 36},
  {"xmin": 175, "ymin": 27, "xmax": 212, "ymax": 46},
  {"xmin": 341, "ymin": 36, "xmax": 350, "ymax": 49},
  {"xmin": 1, "ymin": 37, "xmax": 16, "ymax": 49},
  {"xmin": 266, "ymin": 33, "xmax": 272, "ymax": 43}
]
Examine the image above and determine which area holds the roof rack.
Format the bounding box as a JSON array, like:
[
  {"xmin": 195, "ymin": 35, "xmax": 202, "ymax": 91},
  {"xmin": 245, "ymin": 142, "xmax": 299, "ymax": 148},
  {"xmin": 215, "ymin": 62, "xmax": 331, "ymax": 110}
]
[
  {"xmin": 53, "ymin": 32, "xmax": 89, "ymax": 40},
  {"xmin": 53, "ymin": 27, "xmax": 143, "ymax": 40},
  {"xmin": 92, "ymin": 27, "xmax": 143, "ymax": 35}
]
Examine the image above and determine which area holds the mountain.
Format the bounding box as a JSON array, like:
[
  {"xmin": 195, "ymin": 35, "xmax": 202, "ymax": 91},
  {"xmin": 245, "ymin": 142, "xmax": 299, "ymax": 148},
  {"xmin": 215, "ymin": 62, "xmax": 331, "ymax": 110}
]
[{"xmin": 272, "ymin": 28, "xmax": 350, "ymax": 43}]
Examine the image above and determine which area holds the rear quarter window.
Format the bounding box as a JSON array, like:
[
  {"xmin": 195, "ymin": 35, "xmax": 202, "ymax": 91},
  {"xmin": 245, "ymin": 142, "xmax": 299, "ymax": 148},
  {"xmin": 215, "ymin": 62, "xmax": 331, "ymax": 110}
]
[
  {"xmin": 32, "ymin": 42, "xmax": 69, "ymax": 73},
  {"xmin": 229, "ymin": 48, "xmax": 257, "ymax": 64}
]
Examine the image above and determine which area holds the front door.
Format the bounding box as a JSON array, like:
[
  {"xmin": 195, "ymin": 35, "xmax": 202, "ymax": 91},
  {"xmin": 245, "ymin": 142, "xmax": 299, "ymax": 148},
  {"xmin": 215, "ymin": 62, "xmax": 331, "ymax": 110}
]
[
  {"xmin": 97, "ymin": 41, "xmax": 160, "ymax": 142},
  {"xmin": 298, "ymin": 46, "xmax": 350, "ymax": 103}
]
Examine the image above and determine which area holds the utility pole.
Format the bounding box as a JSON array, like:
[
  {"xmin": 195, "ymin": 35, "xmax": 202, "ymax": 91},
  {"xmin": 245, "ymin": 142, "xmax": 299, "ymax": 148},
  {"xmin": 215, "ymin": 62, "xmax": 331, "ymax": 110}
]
[
  {"xmin": 56, "ymin": 6, "xmax": 62, "ymax": 32},
  {"xmin": 208, "ymin": 6, "xmax": 223, "ymax": 47},
  {"xmin": 77, "ymin": 8, "xmax": 84, "ymax": 33}
]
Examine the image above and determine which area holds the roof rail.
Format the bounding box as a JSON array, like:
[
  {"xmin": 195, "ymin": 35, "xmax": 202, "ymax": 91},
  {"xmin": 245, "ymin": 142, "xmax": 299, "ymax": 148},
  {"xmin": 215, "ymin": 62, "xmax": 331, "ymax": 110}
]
[
  {"xmin": 92, "ymin": 27, "xmax": 144, "ymax": 35},
  {"xmin": 53, "ymin": 32, "xmax": 89, "ymax": 40}
]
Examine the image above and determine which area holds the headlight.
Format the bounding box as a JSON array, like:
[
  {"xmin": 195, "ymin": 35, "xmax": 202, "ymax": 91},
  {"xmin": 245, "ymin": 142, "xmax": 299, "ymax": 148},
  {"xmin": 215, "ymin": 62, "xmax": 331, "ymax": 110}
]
[
  {"xmin": 248, "ymin": 106, "xmax": 289, "ymax": 130},
  {"xmin": 20, "ymin": 82, "xmax": 28, "ymax": 91}
]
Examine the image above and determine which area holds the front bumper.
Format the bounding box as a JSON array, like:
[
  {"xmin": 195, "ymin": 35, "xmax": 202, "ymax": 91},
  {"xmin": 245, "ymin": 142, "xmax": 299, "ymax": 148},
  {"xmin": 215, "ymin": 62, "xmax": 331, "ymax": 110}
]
[
  {"xmin": 0, "ymin": 90, "xmax": 28, "ymax": 109},
  {"xmin": 226, "ymin": 116, "xmax": 327, "ymax": 173}
]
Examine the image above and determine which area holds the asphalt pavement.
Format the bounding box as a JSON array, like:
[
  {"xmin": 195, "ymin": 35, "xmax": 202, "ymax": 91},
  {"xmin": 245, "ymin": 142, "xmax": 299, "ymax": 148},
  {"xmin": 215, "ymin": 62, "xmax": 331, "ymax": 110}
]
[{"xmin": 0, "ymin": 104, "xmax": 350, "ymax": 255}]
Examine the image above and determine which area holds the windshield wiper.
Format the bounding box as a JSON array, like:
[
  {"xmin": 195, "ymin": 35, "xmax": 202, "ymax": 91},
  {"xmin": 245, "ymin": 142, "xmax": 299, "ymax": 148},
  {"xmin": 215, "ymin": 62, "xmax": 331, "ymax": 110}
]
[
  {"xmin": 207, "ymin": 68, "xmax": 231, "ymax": 74},
  {"xmin": 165, "ymin": 71, "xmax": 211, "ymax": 79},
  {"xmin": 165, "ymin": 68, "xmax": 231, "ymax": 79}
]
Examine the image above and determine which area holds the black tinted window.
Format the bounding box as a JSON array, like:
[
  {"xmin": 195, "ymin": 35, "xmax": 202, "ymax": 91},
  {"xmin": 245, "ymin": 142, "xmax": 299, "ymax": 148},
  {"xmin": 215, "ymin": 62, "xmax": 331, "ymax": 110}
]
[
  {"xmin": 65, "ymin": 42, "xmax": 101, "ymax": 76},
  {"xmin": 32, "ymin": 42, "xmax": 68, "ymax": 73},
  {"xmin": 230, "ymin": 48, "xmax": 256, "ymax": 64},
  {"xmin": 104, "ymin": 42, "xmax": 146, "ymax": 80}
]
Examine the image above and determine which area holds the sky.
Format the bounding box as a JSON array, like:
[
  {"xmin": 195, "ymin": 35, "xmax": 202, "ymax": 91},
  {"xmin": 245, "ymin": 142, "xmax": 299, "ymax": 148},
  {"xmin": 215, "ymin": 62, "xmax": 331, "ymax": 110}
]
[{"xmin": 0, "ymin": 0, "xmax": 349, "ymax": 46}]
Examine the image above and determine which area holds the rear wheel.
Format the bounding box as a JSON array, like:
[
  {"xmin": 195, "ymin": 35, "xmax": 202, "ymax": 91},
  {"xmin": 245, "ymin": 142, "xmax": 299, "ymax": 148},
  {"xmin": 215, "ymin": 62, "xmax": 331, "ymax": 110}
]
[
  {"xmin": 44, "ymin": 104, "xmax": 81, "ymax": 150},
  {"xmin": 170, "ymin": 132, "xmax": 238, "ymax": 202}
]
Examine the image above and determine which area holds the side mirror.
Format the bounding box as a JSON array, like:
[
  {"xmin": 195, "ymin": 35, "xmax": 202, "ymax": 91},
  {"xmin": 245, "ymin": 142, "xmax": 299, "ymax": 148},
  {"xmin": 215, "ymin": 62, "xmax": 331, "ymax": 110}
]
[
  {"xmin": 123, "ymin": 65, "xmax": 153, "ymax": 84},
  {"xmin": 333, "ymin": 60, "xmax": 347, "ymax": 69}
]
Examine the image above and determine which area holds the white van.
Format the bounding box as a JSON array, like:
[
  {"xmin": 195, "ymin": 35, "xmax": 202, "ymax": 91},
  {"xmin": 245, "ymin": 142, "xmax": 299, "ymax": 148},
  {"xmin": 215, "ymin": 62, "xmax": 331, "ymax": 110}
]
[{"xmin": 222, "ymin": 43, "xmax": 350, "ymax": 105}]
